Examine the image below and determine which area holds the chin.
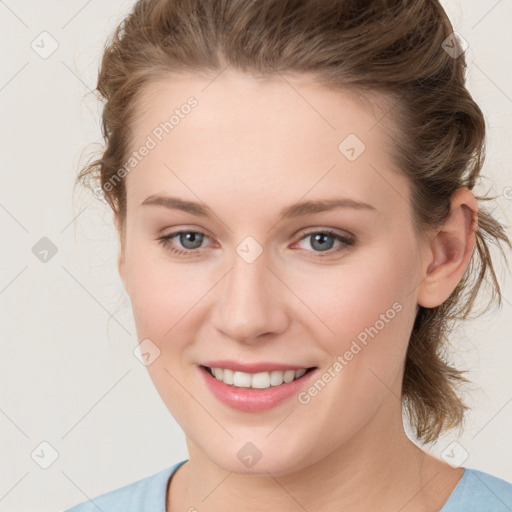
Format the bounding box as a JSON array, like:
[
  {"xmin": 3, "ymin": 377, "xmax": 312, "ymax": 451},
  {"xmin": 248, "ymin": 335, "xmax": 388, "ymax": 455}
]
[{"xmin": 191, "ymin": 431, "xmax": 317, "ymax": 477}]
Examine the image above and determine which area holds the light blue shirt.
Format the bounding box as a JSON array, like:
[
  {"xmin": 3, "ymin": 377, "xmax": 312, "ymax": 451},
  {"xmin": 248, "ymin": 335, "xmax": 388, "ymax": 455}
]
[{"xmin": 64, "ymin": 461, "xmax": 512, "ymax": 511}]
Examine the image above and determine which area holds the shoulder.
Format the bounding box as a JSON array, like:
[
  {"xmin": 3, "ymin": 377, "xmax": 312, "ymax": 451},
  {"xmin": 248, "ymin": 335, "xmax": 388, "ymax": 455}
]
[
  {"xmin": 63, "ymin": 460, "xmax": 187, "ymax": 512},
  {"xmin": 442, "ymin": 468, "xmax": 512, "ymax": 511}
]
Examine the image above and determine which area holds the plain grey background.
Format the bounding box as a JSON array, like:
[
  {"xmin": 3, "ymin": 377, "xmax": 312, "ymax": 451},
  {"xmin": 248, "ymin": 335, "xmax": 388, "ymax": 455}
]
[{"xmin": 0, "ymin": 1, "xmax": 511, "ymax": 511}]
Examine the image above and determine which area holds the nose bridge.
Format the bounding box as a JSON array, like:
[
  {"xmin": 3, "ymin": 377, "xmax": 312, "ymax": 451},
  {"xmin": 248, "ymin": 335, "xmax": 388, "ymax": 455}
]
[{"xmin": 213, "ymin": 242, "xmax": 287, "ymax": 343}]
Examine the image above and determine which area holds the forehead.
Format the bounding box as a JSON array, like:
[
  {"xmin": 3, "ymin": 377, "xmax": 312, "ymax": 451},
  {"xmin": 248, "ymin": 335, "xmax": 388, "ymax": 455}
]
[
  {"xmin": 124, "ymin": 69, "xmax": 410, "ymax": 221},
  {"xmin": 131, "ymin": 69, "xmax": 391, "ymax": 148}
]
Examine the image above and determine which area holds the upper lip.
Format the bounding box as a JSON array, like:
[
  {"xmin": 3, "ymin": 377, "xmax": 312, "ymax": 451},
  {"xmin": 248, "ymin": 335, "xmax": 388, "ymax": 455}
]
[{"xmin": 201, "ymin": 360, "xmax": 316, "ymax": 373}]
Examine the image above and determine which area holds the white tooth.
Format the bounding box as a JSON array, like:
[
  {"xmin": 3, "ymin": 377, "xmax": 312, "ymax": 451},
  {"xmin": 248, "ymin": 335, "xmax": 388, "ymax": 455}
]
[
  {"xmin": 283, "ymin": 370, "xmax": 295, "ymax": 383},
  {"xmin": 209, "ymin": 367, "xmax": 308, "ymax": 388},
  {"xmin": 223, "ymin": 368, "xmax": 234, "ymax": 385},
  {"xmin": 269, "ymin": 370, "xmax": 285, "ymax": 386},
  {"xmin": 251, "ymin": 372, "xmax": 271, "ymax": 389},
  {"xmin": 211, "ymin": 367, "xmax": 223, "ymax": 380},
  {"xmin": 233, "ymin": 371, "xmax": 252, "ymax": 387}
]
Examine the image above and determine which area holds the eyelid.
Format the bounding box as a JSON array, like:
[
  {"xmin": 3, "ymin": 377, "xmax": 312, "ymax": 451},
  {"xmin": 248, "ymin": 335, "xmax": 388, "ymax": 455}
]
[
  {"xmin": 157, "ymin": 228, "xmax": 213, "ymax": 256},
  {"xmin": 290, "ymin": 228, "xmax": 355, "ymax": 257},
  {"xmin": 292, "ymin": 226, "xmax": 354, "ymax": 242}
]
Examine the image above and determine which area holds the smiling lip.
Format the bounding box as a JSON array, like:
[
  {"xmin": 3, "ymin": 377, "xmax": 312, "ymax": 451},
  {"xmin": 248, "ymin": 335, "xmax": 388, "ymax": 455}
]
[
  {"xmin": 202, "ymin": 360, "xmax": 312, "ymax": 373},
  {"xmin": 199, "ymin": 362, "xmax": 318, "ymax": 412}
]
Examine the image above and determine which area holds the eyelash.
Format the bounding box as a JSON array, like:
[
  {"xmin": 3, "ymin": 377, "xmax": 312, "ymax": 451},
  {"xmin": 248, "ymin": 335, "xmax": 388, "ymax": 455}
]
[{"xmin": 157, "ymin": 229, "xmax": 355, "ymax": 259}]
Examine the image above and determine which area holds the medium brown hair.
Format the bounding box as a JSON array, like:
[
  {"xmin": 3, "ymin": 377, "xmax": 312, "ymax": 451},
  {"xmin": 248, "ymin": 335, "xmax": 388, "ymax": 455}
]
[{"xmin": 76, "ymin": 0, "xmax": 511, "ymax": 443}]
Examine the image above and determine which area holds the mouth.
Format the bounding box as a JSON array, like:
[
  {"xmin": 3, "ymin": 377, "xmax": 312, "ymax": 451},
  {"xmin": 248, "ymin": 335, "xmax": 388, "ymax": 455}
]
[
  {"xmin": 198, "ymin": 359, "xmax": 320, "ymax": 412},
  {"xmin": 201, "ymin": 365, "xmax": 316, "ymax": 389}
]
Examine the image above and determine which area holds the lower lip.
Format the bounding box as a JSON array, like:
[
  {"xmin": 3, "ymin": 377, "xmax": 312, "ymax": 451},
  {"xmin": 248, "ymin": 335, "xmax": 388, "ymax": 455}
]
[{"xmin": 199, "ymin": 366, "xmax": 317, "ymax": 412}]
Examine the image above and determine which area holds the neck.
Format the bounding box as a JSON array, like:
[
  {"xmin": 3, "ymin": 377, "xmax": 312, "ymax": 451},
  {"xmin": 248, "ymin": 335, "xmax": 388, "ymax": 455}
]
[{"xmin": 168, "ymin": 394, "xmax": 462, "ymax": 512}]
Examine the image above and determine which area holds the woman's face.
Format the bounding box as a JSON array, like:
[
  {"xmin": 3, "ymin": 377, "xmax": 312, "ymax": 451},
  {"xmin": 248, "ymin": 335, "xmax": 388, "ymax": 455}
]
[{"xmin": 118, "ymin": 69, "xmax": 427, "ymax": 475}]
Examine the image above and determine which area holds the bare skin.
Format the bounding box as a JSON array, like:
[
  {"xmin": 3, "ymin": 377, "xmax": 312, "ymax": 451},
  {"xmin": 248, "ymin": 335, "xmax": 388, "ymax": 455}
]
[{"xmin": 115, "ymin": 68, "xmax": 476, "ymax": 512}]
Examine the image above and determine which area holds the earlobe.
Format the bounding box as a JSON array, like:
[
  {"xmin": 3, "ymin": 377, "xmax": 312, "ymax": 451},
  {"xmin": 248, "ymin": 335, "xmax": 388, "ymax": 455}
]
[{"xmin": 417, "ymin": 187, "xmax": 478, "ymax": 309}]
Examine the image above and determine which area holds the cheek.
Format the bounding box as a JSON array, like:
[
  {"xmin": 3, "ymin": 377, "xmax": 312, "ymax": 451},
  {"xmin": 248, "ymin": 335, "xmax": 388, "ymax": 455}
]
[
  {"xmin": 288, "ymin": 238, "xmax": 419, "ymax": 422},
  {"xmin": 287, "ymin": 244, "xmax": 418, "ymax": 442},
  {"xmin": 124, "ymin": 239, "xmax": 213, "ymax": 340},
  {"xmin": 292, "ymin": 240, "xmax": 417, "ymax": 353}
]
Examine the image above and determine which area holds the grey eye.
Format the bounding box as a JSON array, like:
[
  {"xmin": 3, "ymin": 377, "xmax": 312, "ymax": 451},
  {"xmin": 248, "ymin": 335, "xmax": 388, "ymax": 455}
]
[
  {"xmin": 177, "ymin": 231, "xmax": 205, "ymax": 250},
  {"xmin": 308, "ymin": 233, "xmax": 336, "ymax": 252}
]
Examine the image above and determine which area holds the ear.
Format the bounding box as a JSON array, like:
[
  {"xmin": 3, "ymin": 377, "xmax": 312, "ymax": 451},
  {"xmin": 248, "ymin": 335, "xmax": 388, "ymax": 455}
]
[{"xmin": 417, "ymin": 187, "xmax": 478, "ymax": 308}]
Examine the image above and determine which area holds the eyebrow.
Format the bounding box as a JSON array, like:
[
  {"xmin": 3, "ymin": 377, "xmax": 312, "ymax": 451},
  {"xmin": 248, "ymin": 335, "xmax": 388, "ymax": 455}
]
[{"xmin": 140, "ymin": 194, "xmax": 377, "ymax": 219}]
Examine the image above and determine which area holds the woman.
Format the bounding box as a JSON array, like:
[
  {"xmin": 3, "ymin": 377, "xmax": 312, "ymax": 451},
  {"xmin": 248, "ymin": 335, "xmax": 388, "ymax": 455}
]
[{"xmin": 66, "ymin": 0, "xmax": 512, "ymax": 510}]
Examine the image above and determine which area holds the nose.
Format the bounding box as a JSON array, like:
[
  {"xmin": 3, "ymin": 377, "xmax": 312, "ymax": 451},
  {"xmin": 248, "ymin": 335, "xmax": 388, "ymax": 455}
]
[{"xmin": 211, "ymin": 248, "xmax": 289, "ymax": 345}]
